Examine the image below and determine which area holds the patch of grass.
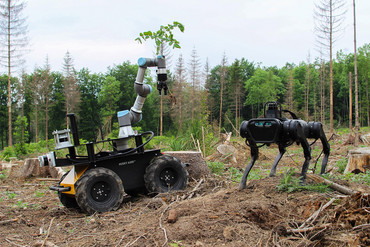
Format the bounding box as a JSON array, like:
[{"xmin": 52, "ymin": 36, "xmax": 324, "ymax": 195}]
[
  {"xmin": 0, "ymin": 169, "xmax": 7, "ymax": 179},
  {"xmin": 169, "ymin": 241, "xmax": 184, "ymax": 247},
  {"xmin": 207, "ymin": 161, "xmax": 225, "ymax": 176},
  {"xmin": 277, "ymin": 168, "xmax": 330, "ymax": 193},
  {"xmin": 336, "ymin": 157, "xmax": 348, "ymax": 174},
  {"xmin": 6, "ymin": 191, "xmax": 16, "ymax": 199},
  {"xmin": 34, "ymin": 190, "xmax": 45, "ymax": 198},
  {"xmin": 323, "ymin": 171, "xmax": 370, "ymax": 186},
  {"xmin": 207, "ymin": 161, "xmax": 268, "ymax": 183},
  {"xmin": 14, "ymin": 200, "xmax": 28, "ymax": 209}
]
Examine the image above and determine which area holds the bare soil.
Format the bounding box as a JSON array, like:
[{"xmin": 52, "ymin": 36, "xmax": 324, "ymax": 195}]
[{"xmin": 0, "ymin": 133, "xmax": 369, "ymax": 247}]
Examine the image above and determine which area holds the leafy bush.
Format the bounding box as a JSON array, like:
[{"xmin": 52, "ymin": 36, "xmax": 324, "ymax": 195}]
[
  {"xmin": 1, "ymin": 146, "xmax": 16, "ymax": 161},
  {"xmin": 277, "ymin": 168, "xmax": 330, "ymax": 193}
]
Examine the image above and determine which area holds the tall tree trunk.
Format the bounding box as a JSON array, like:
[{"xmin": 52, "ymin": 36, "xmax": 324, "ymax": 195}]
[
  {"xmin": 329, "ymin": 0, "xmax": 334, "ymax": 133},
  {"xmin": 219, "ymin": 77, "xmax": 223, "ymax": 135},
  {"xmin": 235, "ymin": 86, "xmax": 238, "ymax": 133},
  {"xmin": 35, "ymin": 102, "xmax": 38, "ymax": 143},
  {"xmin": 45, "ymin": 99, "xmax": 48, "ymax": 145},
  {"xmin": 353, "ymin": 0, "xmax": 359, "ymax": 146},
  {"xmin": 321, "ymin": 61, "xmax": 326, "ymax": 125},
  {"xmin": 349, "ymin": 72, "xmax": 353, "ymax": 130},
  {"xmin": 7, "ymin": 1, "xmax": 12, "ymax": 147},
  {"xmin": 306, "ymin": 62, "xmax": 311, "ymax": 121}
]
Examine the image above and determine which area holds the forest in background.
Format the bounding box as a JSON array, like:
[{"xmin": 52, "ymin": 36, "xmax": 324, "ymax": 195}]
[{"xmin": 0, "ymin": 42, "xmax": 369, "ymax": 159}]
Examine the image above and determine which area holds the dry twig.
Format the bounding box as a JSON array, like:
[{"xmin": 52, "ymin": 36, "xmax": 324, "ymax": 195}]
[
  {"xmin": 124, "ymin": 234, "xmax": 146, "ymax": 247},
  {"xmin": 182, "ymin": 178, "xmax": 204, "ymax": 200},
  {"xmin": 41, "ymin": 217, "xmax": 55, "ymax": 247},
  {"xmin": 288, "ymin": 223, "xmax": 331, "ymax": 234},
  {"xmin": 299, "ymin": 197, "xmax": 337, "ymax": 229},
  {"xmin": 159, "ymin": 201, "xmax": 176, "ymax": 246},
  {"xmin": 0, "ymin": 218, "xmax": 18, "ymax": 225},
  {"xmin": 5, "ymin": 239, "xmax": 25, "ymax": 247}
]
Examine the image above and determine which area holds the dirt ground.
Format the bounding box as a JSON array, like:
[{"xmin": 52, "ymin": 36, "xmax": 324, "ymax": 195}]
[{"xmin": 0, "ymin": 133, "xmax": 369, "ymax": 247}]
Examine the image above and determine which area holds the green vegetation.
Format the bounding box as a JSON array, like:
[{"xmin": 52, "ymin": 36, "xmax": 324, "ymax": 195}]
[
  {"xmin": 34, "ymin": 190, "xmax": 46, "ymax": 198},
  {"xmin": 0, "ymin": 169, "xmax": 7, "ymax": 179},
  {"xmin": 207, "ymin": 161, "xmax": 267, "ymax": 183},
  {"xmin": 6, "ymin": 191, "xmax": 16, "ymax": 199},
  {"xmin": 276, "ymin": 168, "xmax": 331, "ymax": 193},
  {"xmin": 323, "ymin": 171, "xmax": 370, "ymax": 186},
  {"xmin": 14, "ymin": 200, "xmax": 28, "ymax": 209}
]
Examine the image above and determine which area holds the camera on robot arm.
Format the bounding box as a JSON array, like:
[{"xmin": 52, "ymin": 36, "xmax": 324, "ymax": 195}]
[{"xmin": 239, "ymin": 101, "xmax": 330, "ymax": 190}]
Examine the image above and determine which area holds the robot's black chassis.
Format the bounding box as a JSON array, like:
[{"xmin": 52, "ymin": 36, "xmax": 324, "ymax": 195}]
[
  {"xmin": 39, "ymin": 56, "xmax": 188, "ymax": 214},
  {"xmin": 239, "ymin": 102, "xmax": 330, "ymax": 189},
  {"xmin": 39, "ymin": 114, "xmax": 188, "ymax": 214}
]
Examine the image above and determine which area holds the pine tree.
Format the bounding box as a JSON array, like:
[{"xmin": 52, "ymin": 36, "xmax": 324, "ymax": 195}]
[
  {"xmin": 173, "ymin": 54, "xmax": 186, "ymax": 131},
  {"xmin": 218, "ymin": 53, "xmax": 228, "ymax": 134},
  {"xmin": 62, "ymin": 51, "xmax": 80, "ymax": 128},
  {"xmin": 187, "ymin": 47, "xmax": 201, "ymax": 123}
]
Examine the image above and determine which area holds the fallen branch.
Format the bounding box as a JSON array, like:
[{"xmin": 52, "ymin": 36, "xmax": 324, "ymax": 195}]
[
  {"xmin": 288, "ymin": 223, "xmax": 331, "ymax": 234},
  {"xmin": 353, "ymin": 224, "xmax": 370, "ymax": 231},
  {"xmin": 41, "ymin": 217, "xmax": 55, "ymax": 247},
  {"xmin": 307, "ymin": 174, "xmax": 357, "ymax": 195},
  {"xmin": 124, "ymin": 234, "xmax": 146, "ymax": 247},
  {"xmin": 5, "ymin": 238, "xmax": 24, "ymax": 247},
  {"xmin": 182, "ymin": 178, "xmax": 204, "ymax": 200},
  {"xmin": 159, "ymin": 201, "xmax": 176, "ymax": 247},
  {"xmin": 0, "ymin": 218, "xmax": 18, "ymax": 225},
  {"xmin": 299, "ymin": 197, "xmax": 336, "ymax": 229}
]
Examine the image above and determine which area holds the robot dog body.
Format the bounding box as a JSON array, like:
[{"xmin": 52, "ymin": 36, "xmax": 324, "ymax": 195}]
[{"xmin": 239, "ymin": 102, "xmax": 330, "ymax": 189}]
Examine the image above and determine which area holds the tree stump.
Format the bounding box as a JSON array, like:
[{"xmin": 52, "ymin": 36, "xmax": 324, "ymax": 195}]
[
  {"xmin": 344, "ymin": 147, "xmax": 370, "ymax": 174},
  {"xmin": 164, "ymin": 151, "xmax": 211, "ymax": 180},
  {"xmin": 21, "ymin": 158, "xmax": 65, "ymax": 179}
]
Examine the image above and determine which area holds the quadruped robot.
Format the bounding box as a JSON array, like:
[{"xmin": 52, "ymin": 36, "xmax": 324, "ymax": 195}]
[
  {"xmin": 39, "ymin": 56, "xmax": 188, "ymax": 214},
  {"xmin": 239, "ymin": 102, "xmax": 330, "ymax": 189}
]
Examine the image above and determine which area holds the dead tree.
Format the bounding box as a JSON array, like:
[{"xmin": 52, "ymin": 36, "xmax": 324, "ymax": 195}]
[
  {"xmin": 314, "ymin": 0, "xmax": 347, "ymax": 133},
  {"xmin": 0, "ymin": 0, "xmax": 29, "ymax": 147}
]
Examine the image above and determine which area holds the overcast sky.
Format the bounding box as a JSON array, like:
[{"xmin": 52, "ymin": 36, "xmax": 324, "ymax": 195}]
[{"xmin": 18, "ymin": 0, "xmax": 370, "ymax": 74}]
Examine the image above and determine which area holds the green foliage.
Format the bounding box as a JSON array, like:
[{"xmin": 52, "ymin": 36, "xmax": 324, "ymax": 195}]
[
  {"xmin": 276, "ymin": 169, "xmax": 330, "ymax": 193},
  {"xmin": 244, "ymin": 68, "xmax": 286, "ymax": 115},
  {"xmin": 336, "ymin": 157, "xmax": 348, "ymax": 174},
  {"xmin": 0, "ymin": 169, "xmax": 7, "ymax": 179},
  {"xmin": 207, "ymin": 161, "xmax": 265, "ymax": 183},
  {"xmin": 14, "ymin": 200, "xmax": 28, "ymax": 209},
  {"xmin": 6, "ymin": 191, "xmax": 16, "ymax": 199},
  {"xmin": 169, "ymin": 241, "xmax": 184, "ymax": 247},
  {"xmin": 135, "ymin": 21, "xmax": 185, "ymax": 54},
  {"xmin": 323, "ymin": 171, "xmax": 370, "ymax": 186},
  {"xmin": 34, "ymin": 190, "xmax": 45, "ymax": 198},
  {"xmin": 1, "ymin": 146, "xmax": 16, "ymax": 161}
]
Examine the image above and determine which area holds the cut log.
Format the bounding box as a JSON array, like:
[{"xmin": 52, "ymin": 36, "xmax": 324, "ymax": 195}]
[
  {"xmin": 344, "ymin": 147, "xmax": 370, "ymax": 174},
  {"xmin": 21, "ymin": 158, "xmax": 65, "ymax": 179},
  {"xmin": 164, "ymin": 151, "xmax": 211, "ymax": 180}
]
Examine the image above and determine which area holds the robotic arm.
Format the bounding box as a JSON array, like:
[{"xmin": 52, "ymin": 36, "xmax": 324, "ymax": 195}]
[{"xmin": 117, "ymin": 56, "xmax": 167, "ymax": 143}]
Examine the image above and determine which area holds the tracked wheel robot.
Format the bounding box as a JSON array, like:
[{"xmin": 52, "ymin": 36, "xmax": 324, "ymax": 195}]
[
  {"xmin": 39, "ymin": 56, "xmax": 188, "ymax": 214},
  {"xmin": 239, "ymin": 102, "xmax": 330, "ymax": 189}
]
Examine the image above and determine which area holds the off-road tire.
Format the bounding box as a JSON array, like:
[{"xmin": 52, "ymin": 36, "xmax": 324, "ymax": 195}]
[
  {"xmin": 58, "ymin": 171, "xmax": 79, "ymax": 209},
  {"xmin": 144, "ymin": 155, "xmax": 188, "ymax": 194},
  {"xmin": 75, "ymin": 167, "xmax": 124, "ymax": 214}
]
